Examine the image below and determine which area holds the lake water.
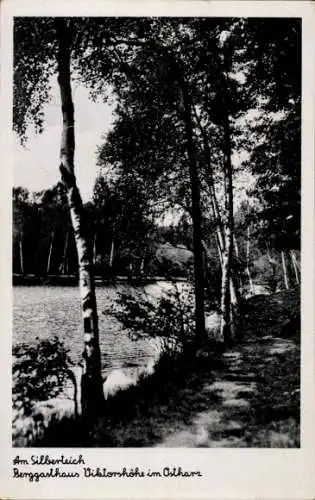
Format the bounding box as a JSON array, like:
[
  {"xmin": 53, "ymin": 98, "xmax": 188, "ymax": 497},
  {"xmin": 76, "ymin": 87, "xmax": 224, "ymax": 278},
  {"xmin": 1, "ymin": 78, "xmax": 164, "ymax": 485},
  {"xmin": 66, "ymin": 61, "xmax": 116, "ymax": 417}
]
[{"xmin": 13, "ymin": 282, "xmax": 184, "ymax": 375}]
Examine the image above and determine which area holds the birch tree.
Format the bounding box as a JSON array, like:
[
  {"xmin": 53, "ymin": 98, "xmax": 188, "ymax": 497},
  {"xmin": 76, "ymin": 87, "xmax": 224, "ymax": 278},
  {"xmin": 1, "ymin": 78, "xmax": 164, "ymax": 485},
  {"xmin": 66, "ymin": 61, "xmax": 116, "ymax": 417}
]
[{"xmin": 14, "ymin": 17, "xmax": 104, "ymax": 418}]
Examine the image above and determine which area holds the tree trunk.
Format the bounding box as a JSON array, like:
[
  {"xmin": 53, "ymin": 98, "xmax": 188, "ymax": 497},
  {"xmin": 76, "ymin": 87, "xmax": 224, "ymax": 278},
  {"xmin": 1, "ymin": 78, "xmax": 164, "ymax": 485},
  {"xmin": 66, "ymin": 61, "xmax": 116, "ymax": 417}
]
[
  {"xmin": 139, "ymin": 257, "xmax": 144, "ymax": 275},
  {"xmin": 56, "ymin": 19, "xmax": 103, "ymax": 418},
  {"xmin": 128, "ymin": 259, "xmax": 133, "ymax": 281},
  {"xmin": 46, "ymin": 228, "xmax": 55, "ymax": 275},
  {"xmin": 59, "ymin": 230, "xmax": 69, "ymax": 274},
  {"xmin": 231, "ymin": 235, "xmax": 243, "ymax": 303},
  {"xmin": 109, "ymin": 238, "xmax": 115, "ymax": 269},
  {"xmin": 197, "ymin": 116, "xmax": 225, "ymax": 262},
  {"xmin": 290, "ymin": 250, "xmax": 300, "ymax": 285},
  {"xmin": 92, "ymin": 231, "xmax": 97, "ymax": 266},
  {"xmin": 233, "ymin": 235, "xmax": 239, "ymax": 260},
  {"xmin": 220, "ymin": 250, "xmax": 231, "ymax": 342},
  {"xmin": 19, "ymin": 232, "xmax": 24, "ymax": 275},
  {"xmin": 195, "ymin": 110, "xmax": 240, "ymax": 319},
  {"xmin": 181, "ymin": 86, "xmax": 206, "ymax": 344},
  {"xmin": 292, "ymin": 250, "xmax": 300, "ymax": 271},
  {"xmin": 220, "ymin": 112, "xmax": 235, "ymax": 344},
  {"xmin": 246, "ymin": 226, "xmax": 254, "ymax": 293},
  {"xmin": 281, "ymin": 250, "xmax": 289, "ymax": 290},
  {"xmin": 202, "ymin": 236, "xmax": 239, "ymax": 314},
  {"xmin": 220, "ymin": 234, "xmax": 234, "ymax": 342}
]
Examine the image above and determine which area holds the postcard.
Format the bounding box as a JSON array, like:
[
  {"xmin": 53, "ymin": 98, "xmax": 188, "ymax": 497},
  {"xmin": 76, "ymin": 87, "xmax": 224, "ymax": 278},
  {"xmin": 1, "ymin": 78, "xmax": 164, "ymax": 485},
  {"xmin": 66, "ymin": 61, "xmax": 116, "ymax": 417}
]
[{"xmin": 1, "ymin": 1, "xmax": 314, "ymax": 498}]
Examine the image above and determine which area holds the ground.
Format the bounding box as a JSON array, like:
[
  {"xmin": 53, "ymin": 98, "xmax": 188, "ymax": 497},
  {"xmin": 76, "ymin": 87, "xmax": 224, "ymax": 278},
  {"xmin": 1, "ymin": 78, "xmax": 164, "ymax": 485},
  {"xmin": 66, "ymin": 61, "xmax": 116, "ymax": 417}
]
[
  {"xmin": 28, "ymin": 288, "xmax": 300, "ymax": 448},
  {"xmin": 156, "ymin": 335, "xmax": 299, "ymax": 447}
]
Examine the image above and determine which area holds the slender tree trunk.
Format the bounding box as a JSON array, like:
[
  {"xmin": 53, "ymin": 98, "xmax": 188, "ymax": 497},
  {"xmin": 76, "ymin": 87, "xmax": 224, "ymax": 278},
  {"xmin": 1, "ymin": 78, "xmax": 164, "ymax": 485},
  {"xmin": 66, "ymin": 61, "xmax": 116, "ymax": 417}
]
[
  {"xmin": 205, "ymin": 186, "xmax": 223, "ymax": 266},
  {"xmin": 181, "ymin": 86, "xmax": 206, "ymax": 344},
  {"xmin": 292, "ymin": 250, "xmax": 300, "ymax": 271},
  {"xmin": 233, "ymin": 235, "xmax": 239, "ymax": 260},
  {"xmin": 60, "ymin": 230, "xmax": 69, "ymax": 274},
  {"xmin": 19, "ymin": 232, "xmax": 24, "ymax": 275},
  {"xmin": 195, "ymin": 110, "xmax": 240, "ymax": 317},
  {"xmin": 220, "ymin": 236, "xmax": 234, "ymax": 342},
  {"xmin": 109, "ymin": 238, "xmax": 115, "ymax": 269},
  {"xmin": 220, "ymin": 250, "xmax": 231, "ymax": 341},
  {"xmin": 93, "ymin": 231, "xmax": 97, "ymax": 266},
  {"xmin": 281, "ymin": 250, "xmax": 289, "ymax": 290},
  {"xmin": 290, "ymin": 250, "xmax": 300, "ymax": 285},
  {"xmin": 128, "ymin": 259, "xmax": 133, "ymax": 281},
  {"xmin": 230, "ymin": 278, "xmax": 240, "ymax": 313},
  {"xmin": 215, "ymin": 233, "xmax": 223, "ymax": 266},
  {"xmin": 56, "ymin": 19, "xmax": 103, "ymax": 418},
  {"xmin": 139, "ymin": 257, "xmax": 144, "ymax": 275},
  {"xmin": 197, "ymin": 117, "xmax": 225, "ymax": 260},
  {"xmin": 202, "ymin": 235, "xmax": 239, "ymax": 314},
  {"xmin": 220, "ymin": 112, "xmax": 235, "ymax": 344},
  {"xmin": 47, "ymin": 228, "xmax": 55, "ymax": 275},
  {"xmin": 231, "ymin": 234, "xmax": 243, "ymax": 300},
  {"xmin": 246, "ymin": 226, "xmax": 254, "ymax": 293},
  {"xmin": 209, "ymin": 190, "xmax": 240, "ymax": 312}
]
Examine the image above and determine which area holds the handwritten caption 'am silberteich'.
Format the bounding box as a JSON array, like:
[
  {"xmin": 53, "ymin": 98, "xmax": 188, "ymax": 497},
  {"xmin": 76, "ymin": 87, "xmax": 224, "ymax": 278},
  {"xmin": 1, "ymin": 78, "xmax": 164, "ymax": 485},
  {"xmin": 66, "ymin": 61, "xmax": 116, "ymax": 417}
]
[{"xmin": 12, "ymin": 454, "xmax": 203, "ymax": 482}]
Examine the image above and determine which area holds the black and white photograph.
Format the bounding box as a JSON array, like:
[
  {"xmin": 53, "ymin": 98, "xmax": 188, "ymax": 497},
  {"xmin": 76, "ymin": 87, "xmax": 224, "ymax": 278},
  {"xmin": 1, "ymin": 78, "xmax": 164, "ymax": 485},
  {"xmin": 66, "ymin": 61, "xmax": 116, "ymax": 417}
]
[
  {"xmin": 1, "ymin": 2, "xmax": 314, "ymax": 497},
  {"xmin": 11, "ymin": 14, "xmax": 302, "ymax": 448}
]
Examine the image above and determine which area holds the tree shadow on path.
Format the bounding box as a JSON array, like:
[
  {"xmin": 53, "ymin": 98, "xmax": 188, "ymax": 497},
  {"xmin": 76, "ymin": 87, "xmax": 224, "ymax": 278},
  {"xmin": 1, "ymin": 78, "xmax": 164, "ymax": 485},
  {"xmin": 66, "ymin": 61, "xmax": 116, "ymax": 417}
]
[{"xmin": 36, "ymin": 290, "xmax": 300, "ymax": 448}]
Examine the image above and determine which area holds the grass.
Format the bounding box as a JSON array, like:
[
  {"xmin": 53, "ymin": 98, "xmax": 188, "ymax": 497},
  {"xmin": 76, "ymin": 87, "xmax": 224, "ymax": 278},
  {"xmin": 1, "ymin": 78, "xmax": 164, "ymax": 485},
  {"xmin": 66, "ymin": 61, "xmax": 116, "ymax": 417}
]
[
  {"xmin": 25, "ymin": 288, "xmax": 300, "ymax": 448},
  {"xmin": 35, "ymin": 349, "xmax": 224, "ymax": 447}
]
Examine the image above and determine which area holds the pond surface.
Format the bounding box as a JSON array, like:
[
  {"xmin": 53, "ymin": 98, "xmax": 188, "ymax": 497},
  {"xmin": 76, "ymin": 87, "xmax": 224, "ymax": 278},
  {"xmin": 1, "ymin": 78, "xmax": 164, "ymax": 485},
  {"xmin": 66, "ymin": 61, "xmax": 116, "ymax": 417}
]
[{"xmin": 13, "ymin": 282, "xmax": 183, "ymax": 375}]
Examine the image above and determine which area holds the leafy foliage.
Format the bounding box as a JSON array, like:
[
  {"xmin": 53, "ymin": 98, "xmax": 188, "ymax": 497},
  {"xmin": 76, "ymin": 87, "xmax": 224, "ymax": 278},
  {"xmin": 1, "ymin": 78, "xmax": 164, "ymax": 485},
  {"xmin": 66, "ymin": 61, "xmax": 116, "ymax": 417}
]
[
  {"xmin": 107, "ymin": 284, "xmax": 195, "ymax": 356},
  {"xmin": 13, "ymin": 18, "xmax": 58, "ymax": 142},
  {"xmin": 13, "ymin": 337, "xmax": 73, "ymax": 416}
]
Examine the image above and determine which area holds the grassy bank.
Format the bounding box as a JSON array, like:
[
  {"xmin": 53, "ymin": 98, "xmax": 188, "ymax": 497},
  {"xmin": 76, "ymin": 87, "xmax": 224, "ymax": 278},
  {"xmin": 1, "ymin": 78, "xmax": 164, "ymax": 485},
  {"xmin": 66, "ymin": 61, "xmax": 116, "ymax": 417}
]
[{"xmin": 18, "ymin": 288, "xmax": 300, "ymax": 448}]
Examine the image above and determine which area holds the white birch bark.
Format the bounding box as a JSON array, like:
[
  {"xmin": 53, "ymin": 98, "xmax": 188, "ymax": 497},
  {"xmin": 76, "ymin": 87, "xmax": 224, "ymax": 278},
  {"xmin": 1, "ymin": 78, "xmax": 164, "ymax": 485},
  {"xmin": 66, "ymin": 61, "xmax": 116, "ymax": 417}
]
[
  {"xmin": 281, "ymin": 250, "xmax": 289, "ymax": 290},
  {"xmin": 219, "ymin": 104, "xmax": 235, "ymax": 344},
  {"xmin": 59, "ymin": 230, "xmax": 69, "ymax": 275},
  {"xmin": 292, "ymin": 250, "xmax": 301, "ymax": 271},
  {"xmin": 246, "ymin": 226, "xmax": 254, "ymax": 293},
  {"xmin": 19, "ymin": 232, "xmax": 24, "ymax": 275},
  {"xmin": 46, "ymin": 229, "xmax": 55, "ymax": 275},
  {"xmin": 109, "ymin": 238, "xmax": 115, "ymax": 269},
  {"xmin": 290, "ymin": 250, "xmax": 300, "ymax": 285},
  {"xmin": 56, "ymin": 19, "xmax": 103, "ymax": 417},
  {"xmin": 195, "ymin": 108, "xmax": 240, "ymax": 324}
]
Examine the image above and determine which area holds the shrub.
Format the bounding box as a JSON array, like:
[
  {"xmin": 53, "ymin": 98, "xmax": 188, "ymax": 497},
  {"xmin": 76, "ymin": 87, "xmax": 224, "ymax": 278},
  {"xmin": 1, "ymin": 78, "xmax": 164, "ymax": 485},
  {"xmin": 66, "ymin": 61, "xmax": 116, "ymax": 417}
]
[
  {"xmin": 13, "ymin": 337, "xmax": 73, "ymax": 417},
  {"xmin": 107, "ymin": 282, "xmax": 196, "ymax": 357}
]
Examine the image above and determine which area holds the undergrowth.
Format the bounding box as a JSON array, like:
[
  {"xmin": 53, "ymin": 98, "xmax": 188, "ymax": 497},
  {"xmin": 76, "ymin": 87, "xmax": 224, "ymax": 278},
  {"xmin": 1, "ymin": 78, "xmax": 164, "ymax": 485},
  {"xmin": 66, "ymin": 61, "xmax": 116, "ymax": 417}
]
[
  {"xmin": 15, "ymin": 289, "xmax": 300, "ymax": 448},
  {"xmin": 13, "ymin": 337, "xmax": 74, "ymax": 418}
]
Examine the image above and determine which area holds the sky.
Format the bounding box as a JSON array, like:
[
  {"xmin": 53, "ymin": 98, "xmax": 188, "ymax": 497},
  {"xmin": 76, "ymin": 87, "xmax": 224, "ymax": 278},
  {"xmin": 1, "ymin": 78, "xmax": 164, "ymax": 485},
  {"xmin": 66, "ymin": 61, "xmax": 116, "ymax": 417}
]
[
  {"xmin": 13, "ymin": 78, "xmax": 115, "ymax": 202},
  {"xmin": 13, "ymin": 74, "xmax": 256, "ymax": 212}
]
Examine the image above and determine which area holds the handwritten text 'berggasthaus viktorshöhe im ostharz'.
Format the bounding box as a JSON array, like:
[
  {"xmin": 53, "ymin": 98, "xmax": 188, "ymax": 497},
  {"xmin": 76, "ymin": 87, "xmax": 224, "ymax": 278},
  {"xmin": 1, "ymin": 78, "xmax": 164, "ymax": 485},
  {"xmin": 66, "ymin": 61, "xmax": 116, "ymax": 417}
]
[{"xmin": 12, "ymin": 454, "xmax": 203, "ymax": 482}]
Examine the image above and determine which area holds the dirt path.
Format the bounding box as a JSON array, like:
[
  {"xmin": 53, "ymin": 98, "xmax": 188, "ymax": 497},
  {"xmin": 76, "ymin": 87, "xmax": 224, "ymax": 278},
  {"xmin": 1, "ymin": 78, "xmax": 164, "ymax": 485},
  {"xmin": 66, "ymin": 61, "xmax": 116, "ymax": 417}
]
[
  {"xmin": 31, "ymin": 290, "xmax": 300, "ymax": 448},
  {"xmin": 156, "ymin": 335, "xmax": 299, "ymax": 447}
]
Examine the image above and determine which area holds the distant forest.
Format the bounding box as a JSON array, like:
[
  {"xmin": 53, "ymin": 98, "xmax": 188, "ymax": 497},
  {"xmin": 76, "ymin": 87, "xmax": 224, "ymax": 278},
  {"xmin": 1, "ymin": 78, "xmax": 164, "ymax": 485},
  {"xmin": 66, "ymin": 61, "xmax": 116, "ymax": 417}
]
[{"xmin": 13, "ymin": 170, "xmax": 300, "ymax": 299}]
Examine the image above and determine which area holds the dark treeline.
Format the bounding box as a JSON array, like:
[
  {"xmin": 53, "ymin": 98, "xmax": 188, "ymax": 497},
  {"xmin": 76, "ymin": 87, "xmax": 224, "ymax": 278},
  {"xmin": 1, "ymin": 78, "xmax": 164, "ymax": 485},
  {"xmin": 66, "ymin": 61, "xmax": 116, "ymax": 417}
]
[
  {"xmin": 13, "ymin": 182, "xmax": 195, "ymax": 279},
  {"xmin": 13, "ymin": 175, "xmax": 300, "ymax": 298}
]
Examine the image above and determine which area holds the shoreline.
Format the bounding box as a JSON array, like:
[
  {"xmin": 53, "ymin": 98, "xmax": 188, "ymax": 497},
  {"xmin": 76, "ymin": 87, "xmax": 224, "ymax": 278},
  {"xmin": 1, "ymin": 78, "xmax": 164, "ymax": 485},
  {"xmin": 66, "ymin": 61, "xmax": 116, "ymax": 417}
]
[{"xmin": 13, "ymin": 274, "xmax": 188, "ymax": 287}]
